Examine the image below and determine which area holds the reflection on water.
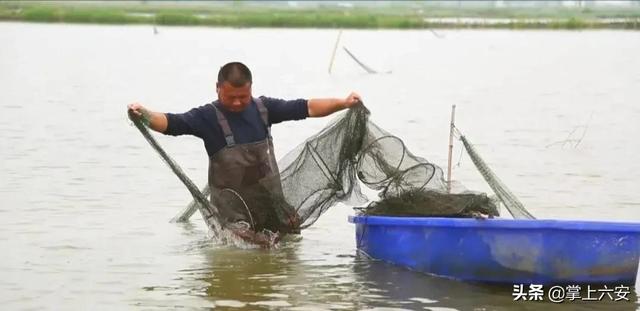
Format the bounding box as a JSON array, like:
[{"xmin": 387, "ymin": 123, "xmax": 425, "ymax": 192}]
[
  {"xmin": 353, "ymin": 254, "xmax": 639, "ymax": 311},
  {"xmin": 1, "ymin": 22, "xmax": 640, "ymax": 310},
  {"xmin": 139, "ymin": 237, "xmax": 640, "ymax": 310}
]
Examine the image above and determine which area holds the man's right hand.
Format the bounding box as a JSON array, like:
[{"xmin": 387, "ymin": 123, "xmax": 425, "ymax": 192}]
[
  {"xmin": 126, "ymin": 103, "xmax": 168, "ymax": 133},
  {"xmin": 127, "ymin": 102, "xmax": 147, "ymax": 121}
]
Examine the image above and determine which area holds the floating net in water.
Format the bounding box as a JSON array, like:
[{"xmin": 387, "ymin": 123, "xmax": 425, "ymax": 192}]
[{"xmin": 131, "ymin": 103, "xmax": 533, "ymax": 246}]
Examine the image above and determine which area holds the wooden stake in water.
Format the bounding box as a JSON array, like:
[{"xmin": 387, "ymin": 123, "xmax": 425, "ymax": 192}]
[
  {"xmin": 447, "ymin": 105, "xmax": 456, "ymax": 193},
  {"xmin": 328, "ymin": 30, "xmax": 343, "ymax": 74}
]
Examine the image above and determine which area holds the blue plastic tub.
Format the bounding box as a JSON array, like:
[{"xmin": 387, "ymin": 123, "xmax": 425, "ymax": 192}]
[{"xmin": 349, "ymin": 216, "xmax": 640, "ymax": 285}]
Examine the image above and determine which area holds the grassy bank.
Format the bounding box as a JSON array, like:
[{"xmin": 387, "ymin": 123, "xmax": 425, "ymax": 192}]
[{"xmin": 1, "ymin": 1, "xmax": 640, "ymax": 30}]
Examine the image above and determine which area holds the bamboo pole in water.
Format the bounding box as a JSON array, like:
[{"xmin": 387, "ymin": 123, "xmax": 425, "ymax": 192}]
[
  {"xmin": 447, "ymin": 105, "xmax": 456, "ymax": 193},
  {"xmin": 342, "ymin": 46, "xmax": 378, "ymax": 74},
  {"xmin": 328, "ymin": 30, "xmax": 342, "ymax": 74}
]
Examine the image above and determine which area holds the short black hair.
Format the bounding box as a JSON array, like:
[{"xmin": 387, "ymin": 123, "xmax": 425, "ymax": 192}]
[{"xmin": 217, "ymin": 62, "xmax": 252, "ymax": 87}]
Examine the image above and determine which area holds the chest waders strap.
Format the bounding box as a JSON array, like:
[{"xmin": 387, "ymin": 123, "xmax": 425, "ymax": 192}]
[
  {"xmin": 254, "ymin": 97, "xmax": 271, "ymax": 138},
  {"xmin": 211, "ymin": 103, "xmax": 236, "ymax": 146},
  {"xmin": 211, "ymin": 98, "xmax": 271, "ymax": 147}
]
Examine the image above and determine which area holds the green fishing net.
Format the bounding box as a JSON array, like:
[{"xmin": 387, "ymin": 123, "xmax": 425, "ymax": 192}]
[{"xmin": 130, "ymin": 104, "xmax": 533, "ymax": 244}]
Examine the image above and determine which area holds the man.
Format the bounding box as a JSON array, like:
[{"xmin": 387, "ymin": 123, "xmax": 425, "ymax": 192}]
[{"xmin": 128, "ymin": 62, "xmax": 361, "ymax": 243}]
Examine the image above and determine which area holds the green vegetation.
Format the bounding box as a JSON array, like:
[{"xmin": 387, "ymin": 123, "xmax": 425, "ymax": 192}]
[{"xmin": 1, "ymin": 1, "xmax": 639, "ymax": 30}]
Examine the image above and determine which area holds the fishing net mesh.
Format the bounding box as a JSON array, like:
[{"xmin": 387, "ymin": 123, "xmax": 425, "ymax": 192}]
[
  {"xmin": 130, "ymin": 104, "xmax": 533, "ymax": 240},
  {"xmin": 280, "ymin": 105, "xmax": 509, "ymax": 229},
  {"xmin": 460, "ymin": 135, "xmax": 535, "ymax": 219},
  {"xmin": 128, "ymin": 112, "xmax": 221, "ymax": 231}
]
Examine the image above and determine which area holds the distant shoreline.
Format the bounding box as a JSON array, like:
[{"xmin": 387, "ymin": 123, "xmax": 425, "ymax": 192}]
[{"xmin": 1, "ymin": 2, "xmax": 639, "ymax": 30}]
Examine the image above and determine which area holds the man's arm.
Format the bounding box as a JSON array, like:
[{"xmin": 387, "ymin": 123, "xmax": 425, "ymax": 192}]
[
  {"xmin": 128, "ymin": 103, "xmax": 168, "ymax": 133},
  {"xmin": 307, "ymin": 92, "xmax": 362, "ymax": 118}
]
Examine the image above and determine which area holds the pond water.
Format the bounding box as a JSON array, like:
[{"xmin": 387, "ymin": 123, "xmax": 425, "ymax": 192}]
[{"xmin": 1, "ymin": 22, "xmax": 639, "ymax": 310}]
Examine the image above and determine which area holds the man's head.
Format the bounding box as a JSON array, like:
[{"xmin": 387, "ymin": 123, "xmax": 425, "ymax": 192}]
[{"xmin": 216, "ymin": 62, "xmax": 253, "ymax": 113}]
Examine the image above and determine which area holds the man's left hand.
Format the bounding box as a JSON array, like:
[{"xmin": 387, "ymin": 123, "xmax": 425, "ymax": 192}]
[
  {"xmin": 344, "ymin": 92, "xmax": 362, "ymax": 109},
  {"xmin": 308, "ymin": 93, "xmax": 363, "ymax": 118}
]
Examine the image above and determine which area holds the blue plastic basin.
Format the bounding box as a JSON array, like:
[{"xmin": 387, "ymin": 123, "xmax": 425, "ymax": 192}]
[{"xmin": 349, "ymin": 216, "xmax": 640, "ymax": 285}]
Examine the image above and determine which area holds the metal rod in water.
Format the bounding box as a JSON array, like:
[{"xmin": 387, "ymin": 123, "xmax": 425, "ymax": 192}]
[{"xmin": 447, "ymin": 105, "xmax": 456, "ymax": 193}]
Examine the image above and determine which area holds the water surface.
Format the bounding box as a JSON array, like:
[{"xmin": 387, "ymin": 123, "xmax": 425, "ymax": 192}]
[{"xmin": 1, "ymin": 22, "xmax": 639, "ymax": 310}]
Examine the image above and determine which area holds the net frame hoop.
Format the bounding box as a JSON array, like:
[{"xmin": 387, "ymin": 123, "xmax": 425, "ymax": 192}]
[
  {"xmin": 355, "ymin": 135, "xmax": 407, "ymax": 186},
  {"xmin": 381, "ymin": 162, "xmax": 436, "ymax": 197}
]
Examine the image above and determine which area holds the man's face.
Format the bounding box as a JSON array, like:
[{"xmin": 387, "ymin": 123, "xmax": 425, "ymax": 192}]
[{"xmin": 217, "ymin": 81, "xmax": 252, "ymax": 113}]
